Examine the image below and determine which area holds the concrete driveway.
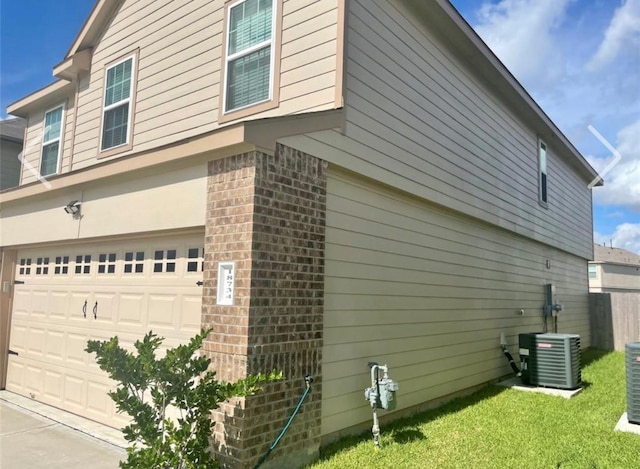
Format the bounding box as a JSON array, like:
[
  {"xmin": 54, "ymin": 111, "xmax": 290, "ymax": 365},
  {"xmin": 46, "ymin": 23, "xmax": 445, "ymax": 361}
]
[{"xmin": 0, "ymin": 396, "xmax": 125, "ymax": 469}]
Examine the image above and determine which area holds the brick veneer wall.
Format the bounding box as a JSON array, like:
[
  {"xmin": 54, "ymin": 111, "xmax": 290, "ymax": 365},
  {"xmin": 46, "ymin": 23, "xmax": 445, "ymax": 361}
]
[{"xmin": 203, "ymin": 144, "xmax": 327, "ymax": 468}]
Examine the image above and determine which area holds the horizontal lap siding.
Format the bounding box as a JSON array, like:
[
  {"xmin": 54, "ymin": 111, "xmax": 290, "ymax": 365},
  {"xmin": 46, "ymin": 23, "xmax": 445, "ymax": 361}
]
[
  {"xmin": 322, "ymin": 170, "xmax": 590, "ymax": 436},
  {"xmin": 601, "ymin": 265, "xmax": 640, "ymax": 291},
  {"xmin": 68, "ymin": 0, "xmax": 338, "ymax": 171},
  {"xmin": 343, "ymin": 0, "xmax": 592, "ymax": 259},
  {"xmin": 60, "ymin": 94, "xmax": 75, "ymax": 174},
  {"xmin": 20, "ymin": 111, "xmax": 45, "ymax": 186}
]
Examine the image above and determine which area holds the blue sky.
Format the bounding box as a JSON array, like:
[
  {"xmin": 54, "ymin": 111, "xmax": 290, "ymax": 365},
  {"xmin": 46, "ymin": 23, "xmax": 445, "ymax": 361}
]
[{"xmin": 1, "ymin": 0, "xmax": 639, "ymax": 254}]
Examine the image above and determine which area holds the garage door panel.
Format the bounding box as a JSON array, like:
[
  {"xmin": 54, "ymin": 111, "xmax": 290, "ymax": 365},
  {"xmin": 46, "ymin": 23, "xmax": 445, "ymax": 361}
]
[
  {"xmin": 87, "ymin": 381, "xmax": 111, "ymax": 415},
  {"xmin": 6, "ymin": 360, "xmax": 25, "ymax": 389},
  {"xmin": 25, "ymin": 365, "xmax": 44, "ymax": 395},
  {"xmin": 8, "ymin": 233, "xmax": 204, "ymax": 428},
  {"xmin": 148, "ymin": 294, "xmax": 178, "ymax": 329},
  {"xmin": 118, "ymin": 294, "xmax": 145, "ymax": 326},
  {"xmin": 45, "ymin": 330, "xmax": 65, "ymax": 360},
  {"xmin": 8, "ymin": 324, "xmax": 27, "ymax": 351},
  {"xmin": 64, "ymin": 375, "xmax": 85, "ymax": 408},
  {"xmin": 12, "ymin": 290, "xmax": 30, "ymax": 316},
  {"xmin": 93, "ymin": 292, "xmax": 117, "ymax": 323},
  {"xmin": 69, "ymin": 293, "xmax": 91, "ymax": 321},
  {"xmin": 27, "ymin": 327, "xmax": 46, "ymax": 356},
  {"xmin": 30, "ymin": 291, "xmax": 48, "ymax": 317},
  {"xmin": 49, "ymin": 292, "xmax": 69, "ymax": 319},
  {"xmin": 182, "ymin": 295, "xmax": 203, "ymax": 330},
  {"xmin": 66, "ymin": 333, "xmax": 90, "ymax": 365},
  {"xmin": 44, "ymin": 370, "xmax": 64, "ymax": 401}
]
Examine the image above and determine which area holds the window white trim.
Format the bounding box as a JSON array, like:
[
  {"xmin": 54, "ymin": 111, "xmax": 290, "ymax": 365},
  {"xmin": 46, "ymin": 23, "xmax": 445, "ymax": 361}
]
[
  {"xmin": 100, "ymin": 53, "xmax": 136, "ymax": 152},
  {"xmin": 40, "ymin": 104, "xmax": 64, "ymax": 176},
  {"xmin": 538, "ymin": 139, "xmax": 548, "ymax": 207},
  {"xmin": 222, "ymin": 0, "xmax": 277, "ymax": 114}
]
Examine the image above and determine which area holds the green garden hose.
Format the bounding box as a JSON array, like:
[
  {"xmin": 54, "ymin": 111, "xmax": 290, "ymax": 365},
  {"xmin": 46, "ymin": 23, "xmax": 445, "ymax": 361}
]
[{"xmin": 252, "ymin": 375, "xmax": 314, "ymax": 469}]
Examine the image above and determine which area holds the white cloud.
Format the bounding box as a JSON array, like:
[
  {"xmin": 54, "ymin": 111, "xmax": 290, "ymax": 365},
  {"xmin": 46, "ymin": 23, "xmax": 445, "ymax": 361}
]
[
  {"xmin": 587, "ymin": 0, "xmax": 640, "ymax": 71},
  {"xmin": 588, "ymin": 119, "xmax": 640, "ymax": 211},
  {"xmin": 474, "ymin": 0, "xmax": 572, "ymax": 91},
  {"xmin": 595, "ymin": 223, "xmax": 640, "ymax": 255},
  {"xmin": 463, "ymin": 0, "xmax": 640, "ymax": 255}
]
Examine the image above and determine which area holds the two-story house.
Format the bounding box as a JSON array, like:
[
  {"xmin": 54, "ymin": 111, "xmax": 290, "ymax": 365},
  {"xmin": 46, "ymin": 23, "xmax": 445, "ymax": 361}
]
[
  {"xmin": 590, "ymin": 244, "xmax": 640, "ymax": 294},
  {"xmin": 589, "ymin": 244, "xmax": 640, "ymax": 351},
  {"xmin": 0, "ymin": 1, "xmax": 599, "ymax": 468}
]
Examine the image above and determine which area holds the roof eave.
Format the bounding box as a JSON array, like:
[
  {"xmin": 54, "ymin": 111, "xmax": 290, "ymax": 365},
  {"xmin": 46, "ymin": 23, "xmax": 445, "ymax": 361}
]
[
  {"xmin": 65, "ymin": 0, "xmax": 124, "ymax": 59},
  {"xmin": 7, "ymin": 81, "xmax": 75, "ymax": 118},
  {"xmin": 432, "ymin": 0, "xmax": 599, "ymax": 183}
]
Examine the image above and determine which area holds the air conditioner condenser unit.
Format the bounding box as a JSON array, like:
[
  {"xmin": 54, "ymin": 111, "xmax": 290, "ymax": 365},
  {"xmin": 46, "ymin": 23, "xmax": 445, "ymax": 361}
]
[
  {"xmin": 626, "ymin": 342, "xmax": 640, "ymax": 425},
  {"xmin": 519, "ymin": 332, "xmax": 581, "ymax": 390}
]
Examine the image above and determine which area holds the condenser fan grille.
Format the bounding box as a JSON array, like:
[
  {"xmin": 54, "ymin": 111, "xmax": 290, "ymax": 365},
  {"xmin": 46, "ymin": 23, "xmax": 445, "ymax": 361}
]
[{"xmin": 626, "ymin": 342, "xmax": 640, "ymax": 425}]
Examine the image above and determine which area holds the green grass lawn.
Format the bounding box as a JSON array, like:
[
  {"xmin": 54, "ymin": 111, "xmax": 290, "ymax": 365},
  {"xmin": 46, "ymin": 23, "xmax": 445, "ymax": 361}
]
[{"xmin": 309, "ymin": 350, "xmax": 640, "ymax": 469}]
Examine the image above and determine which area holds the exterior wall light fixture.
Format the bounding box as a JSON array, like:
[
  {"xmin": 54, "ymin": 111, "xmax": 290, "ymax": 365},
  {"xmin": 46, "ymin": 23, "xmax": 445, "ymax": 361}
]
[{"xmin": 64, "ymin": 200, "xmax": 81, "ymax": 217}]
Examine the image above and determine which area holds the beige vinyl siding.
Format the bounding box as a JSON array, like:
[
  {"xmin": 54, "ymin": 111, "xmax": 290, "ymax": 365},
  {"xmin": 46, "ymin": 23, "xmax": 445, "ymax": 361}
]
[
  {"xmin": 20, "ymin": 98, "xmax": 73, "ymax": 185},
  {"xmin": 600, "ymin": 264, "xmax": 640, "ymax": 292},
  {"xmin": 342, "ymin": 0, "xmax": 592, "ymax": 260},
  {"xmin": 60, "ymin": 94, "xmax": 76, "ymax": 174},
  {"xmin": 322, "ymin": 170, "xmax": 591, "ymax": 436},
  {"xmin": 1, "ymin": 161, "xmax": 206, "ymax": 247},
  {"xmin": 69, "ymin": 0, "xmax": 339, "ymax": 171},
  {"xmin": 19, "ymin": 112, "xmax": 45, "ymax": 186}
]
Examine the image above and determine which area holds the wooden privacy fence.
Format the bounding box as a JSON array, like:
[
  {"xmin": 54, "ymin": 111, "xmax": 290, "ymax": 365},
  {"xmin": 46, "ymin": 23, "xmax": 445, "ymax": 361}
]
[{"xmin": 590, "ymin": 292, "xmax": 640, "ymax": 351}]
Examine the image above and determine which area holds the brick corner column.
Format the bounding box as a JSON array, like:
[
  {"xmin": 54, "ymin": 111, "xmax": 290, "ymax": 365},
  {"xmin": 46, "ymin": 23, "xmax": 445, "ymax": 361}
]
[{"xmin": 202, "ymin": 144, "xmax": 327, "ymax": 469}]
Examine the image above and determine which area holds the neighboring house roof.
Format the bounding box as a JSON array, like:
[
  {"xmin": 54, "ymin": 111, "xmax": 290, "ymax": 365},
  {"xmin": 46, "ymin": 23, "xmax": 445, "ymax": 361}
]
[
  {"xmin": 592, "ymin": 244, "xmax": 640, "ymax": 266},
  {"xmin": 0, "ymin": 117, "xmax": 27, "ymax": 143}
]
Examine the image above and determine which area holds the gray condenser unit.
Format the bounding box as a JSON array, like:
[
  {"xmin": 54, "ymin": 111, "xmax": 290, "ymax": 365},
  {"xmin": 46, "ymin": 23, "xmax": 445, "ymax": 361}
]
[
  {"xmin": 626, "ymin": 342, "xmax": 640, "ymax": 425},
  {"xmin": 519, "ymin": 332, "xmax": 581, "ymax": 389}
]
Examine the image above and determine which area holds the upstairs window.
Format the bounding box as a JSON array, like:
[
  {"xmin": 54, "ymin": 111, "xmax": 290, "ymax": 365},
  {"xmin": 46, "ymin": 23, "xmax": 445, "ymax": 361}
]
[
  {"xmin": 538, "ymin": 139, "xmax": 548, "ymax": 206},
  {"xmin": 588, "ymin": 264, "xmax": 597, "ymax": 279},
  {"xmin": 41, "ymin": 105, "xmax": 63, "ymax": 176},
  {"xmin": 223, "ymin": 0, "xmax": 276, "ymax": 114},
  {"xmin": 101, "ymin": 54, "xmax": 135, "ymax": 152}
]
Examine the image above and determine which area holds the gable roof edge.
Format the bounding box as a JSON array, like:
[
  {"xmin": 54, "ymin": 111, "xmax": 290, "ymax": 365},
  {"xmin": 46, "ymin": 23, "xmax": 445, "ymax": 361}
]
[
  {"xmin": 433, "ymin": 0, "xmax": 599, "ymax": 184},
  {"xmin": 65, "ymin": 0, "xmax": 124, "ymax": 59}
]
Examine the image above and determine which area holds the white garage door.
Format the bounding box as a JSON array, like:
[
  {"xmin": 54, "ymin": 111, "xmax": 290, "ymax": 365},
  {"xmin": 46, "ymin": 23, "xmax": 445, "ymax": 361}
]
[{"xmin": 6, "ymin": 232, "xmax": 204, "ymax": 428}]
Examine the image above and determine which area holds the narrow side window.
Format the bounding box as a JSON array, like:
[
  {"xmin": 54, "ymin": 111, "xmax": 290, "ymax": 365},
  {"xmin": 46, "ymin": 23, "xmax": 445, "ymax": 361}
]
[
  {"xmin": 41, "ymin": 105, "xmax": 64, "ymax": 176},
  {"xmin": 538, "ymin": 139, "xmax": 548, "ymax": 206}
]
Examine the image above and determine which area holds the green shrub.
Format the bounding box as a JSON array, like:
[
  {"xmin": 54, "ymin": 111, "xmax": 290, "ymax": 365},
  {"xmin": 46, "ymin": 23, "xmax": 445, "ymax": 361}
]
[{"xmin": 86, "ymin": 329, "xmax": 281, "ymax": 469}]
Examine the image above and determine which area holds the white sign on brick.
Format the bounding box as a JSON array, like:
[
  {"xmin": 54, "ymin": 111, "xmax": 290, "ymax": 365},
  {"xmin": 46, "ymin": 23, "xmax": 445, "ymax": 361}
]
[{"xmin": 217, "ymin": 262, "xmax": 235, "ymax": 305}]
